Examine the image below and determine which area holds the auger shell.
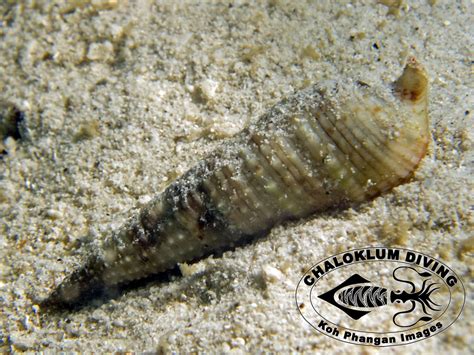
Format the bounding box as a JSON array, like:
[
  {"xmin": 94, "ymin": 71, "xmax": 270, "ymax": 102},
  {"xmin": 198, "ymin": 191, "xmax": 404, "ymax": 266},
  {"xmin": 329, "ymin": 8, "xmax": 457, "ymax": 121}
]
[{"xmin": 43, "ymin": 58, "xmax": 429, "ymax": 308}]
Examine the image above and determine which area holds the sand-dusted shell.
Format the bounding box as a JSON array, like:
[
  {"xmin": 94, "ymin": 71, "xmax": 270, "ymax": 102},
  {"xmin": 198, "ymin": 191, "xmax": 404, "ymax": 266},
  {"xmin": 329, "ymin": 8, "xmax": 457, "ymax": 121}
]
[{"xmin": 43, "ymin": 57, "xmax": 429, "ymax": 307}]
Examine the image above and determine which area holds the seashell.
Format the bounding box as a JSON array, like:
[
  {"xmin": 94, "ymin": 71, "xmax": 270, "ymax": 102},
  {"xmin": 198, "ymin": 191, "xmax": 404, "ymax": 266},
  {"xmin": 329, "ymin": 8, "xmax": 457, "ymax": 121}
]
[{"xmin": 43, "ymin": 57, "xmax": 429, "ymax": 308}]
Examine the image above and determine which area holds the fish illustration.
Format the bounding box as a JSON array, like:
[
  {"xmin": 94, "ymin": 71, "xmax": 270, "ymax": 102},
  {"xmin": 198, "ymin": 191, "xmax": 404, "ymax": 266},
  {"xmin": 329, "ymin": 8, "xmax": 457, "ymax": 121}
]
[{"xmin": 318, "ymin": 267, "xmax": 441, "ymax": 327}]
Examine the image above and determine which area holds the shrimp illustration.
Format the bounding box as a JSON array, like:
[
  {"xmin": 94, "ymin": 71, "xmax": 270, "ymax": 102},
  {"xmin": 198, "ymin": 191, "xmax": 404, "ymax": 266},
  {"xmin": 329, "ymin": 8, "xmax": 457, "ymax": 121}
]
[{"xmin": 318, "ymin": 267, "xmax": 442, "ymax": 327}]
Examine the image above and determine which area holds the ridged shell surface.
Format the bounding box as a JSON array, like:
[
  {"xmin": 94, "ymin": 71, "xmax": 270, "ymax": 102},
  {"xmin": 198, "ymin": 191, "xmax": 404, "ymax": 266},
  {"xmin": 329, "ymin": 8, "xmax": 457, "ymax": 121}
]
[{"xmin": 44, "ymin": 58, "xmax": 429, "ymax": 307}]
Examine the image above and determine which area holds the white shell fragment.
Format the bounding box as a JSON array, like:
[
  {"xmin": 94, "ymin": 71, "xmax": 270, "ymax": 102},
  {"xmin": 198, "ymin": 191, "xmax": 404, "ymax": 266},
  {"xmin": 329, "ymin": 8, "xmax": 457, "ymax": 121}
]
[
  {"xmin": 43, "ymin": 57, "xmax": 429, "ymax": 307},
  {"xmin": 261, "ymin": 265, "xmax": 285, "ymax": 284}
]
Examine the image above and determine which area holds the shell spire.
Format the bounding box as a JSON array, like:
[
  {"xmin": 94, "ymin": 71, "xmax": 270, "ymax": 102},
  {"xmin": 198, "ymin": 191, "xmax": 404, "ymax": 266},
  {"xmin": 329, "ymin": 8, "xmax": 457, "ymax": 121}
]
[{"xmin": 42, "ymin": 58, "xmax": 429, "ymax": 308}]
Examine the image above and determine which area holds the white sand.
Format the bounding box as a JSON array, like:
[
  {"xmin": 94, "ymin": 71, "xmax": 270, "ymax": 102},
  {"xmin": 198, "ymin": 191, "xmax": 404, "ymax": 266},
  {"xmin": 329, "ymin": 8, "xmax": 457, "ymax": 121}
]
[{"xmin": 1, "ymin": 0, "xmax": 472, "ymax": 352}]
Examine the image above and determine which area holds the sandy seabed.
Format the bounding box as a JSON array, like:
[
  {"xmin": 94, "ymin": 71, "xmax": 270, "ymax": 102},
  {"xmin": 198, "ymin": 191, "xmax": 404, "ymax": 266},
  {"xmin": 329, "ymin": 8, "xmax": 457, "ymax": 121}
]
[{"xmin": 0, "ymin": 0, "xmax": 472, "ymax": 353}]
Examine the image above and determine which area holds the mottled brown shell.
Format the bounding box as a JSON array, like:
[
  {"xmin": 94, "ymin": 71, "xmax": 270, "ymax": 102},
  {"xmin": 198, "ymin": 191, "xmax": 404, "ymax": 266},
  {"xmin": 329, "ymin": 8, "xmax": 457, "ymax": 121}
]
[{"xmin": 43, "ymin": 58, "xmax": 429, "ymax": 308}]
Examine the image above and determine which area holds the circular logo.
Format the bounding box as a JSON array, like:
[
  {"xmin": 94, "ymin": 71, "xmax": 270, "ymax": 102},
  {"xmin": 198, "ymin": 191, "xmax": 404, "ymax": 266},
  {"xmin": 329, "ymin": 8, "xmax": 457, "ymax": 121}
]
[{"xmin": 295, "ymin": 247, "xmax": 465, "ymax": 346}]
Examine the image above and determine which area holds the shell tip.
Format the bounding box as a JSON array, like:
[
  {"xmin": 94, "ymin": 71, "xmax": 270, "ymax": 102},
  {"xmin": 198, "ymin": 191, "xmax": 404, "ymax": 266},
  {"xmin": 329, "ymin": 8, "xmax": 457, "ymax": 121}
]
[
  {"xmin": 394, "ymin": 56, "xmax": 428, "ymax": 103},
  {"xmin": 40, "ymin": 260, "xmax": 108, "ymax": 310}
]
